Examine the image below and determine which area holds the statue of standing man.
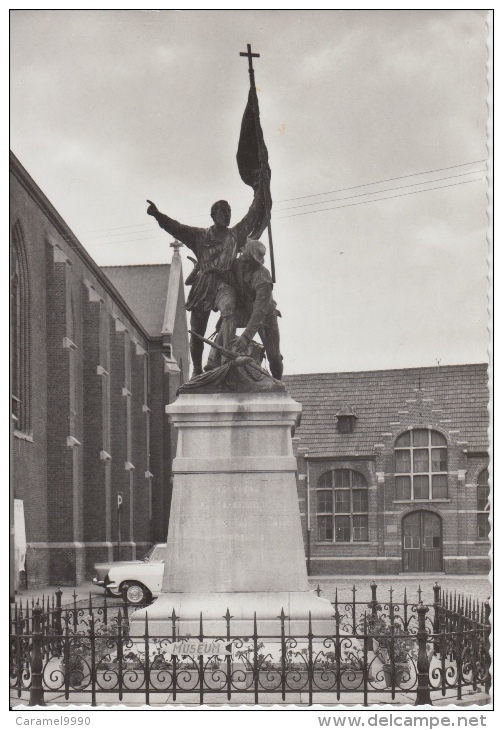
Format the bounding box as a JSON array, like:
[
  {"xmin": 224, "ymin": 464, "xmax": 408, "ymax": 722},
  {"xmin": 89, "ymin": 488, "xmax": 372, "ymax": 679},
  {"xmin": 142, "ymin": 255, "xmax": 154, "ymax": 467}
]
[{"xmin": 146, "ymin": 170, "xmax": 265, "ymax": 377}]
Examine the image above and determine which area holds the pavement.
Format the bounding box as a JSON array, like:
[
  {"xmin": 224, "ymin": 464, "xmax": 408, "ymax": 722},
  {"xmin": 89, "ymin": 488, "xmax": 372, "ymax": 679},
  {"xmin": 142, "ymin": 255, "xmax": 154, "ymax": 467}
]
[
  {"xmin": 12, "ymin": 581, "xmax": 103, "ymax": 607},
  {"xmin": 11, "ymin": 689, "xmax": 491, "ymax": 709}
]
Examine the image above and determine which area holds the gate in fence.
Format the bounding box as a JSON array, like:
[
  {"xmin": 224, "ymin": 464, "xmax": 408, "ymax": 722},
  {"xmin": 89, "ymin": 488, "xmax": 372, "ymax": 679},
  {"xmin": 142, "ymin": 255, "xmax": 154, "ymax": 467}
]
[{"xmin": 10, "ymin": 582, "xmax": 491, "ymax": 707}]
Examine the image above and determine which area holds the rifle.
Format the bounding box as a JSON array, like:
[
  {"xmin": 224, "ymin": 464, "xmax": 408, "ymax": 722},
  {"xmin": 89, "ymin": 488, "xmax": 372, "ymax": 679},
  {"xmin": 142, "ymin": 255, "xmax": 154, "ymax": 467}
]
[{"xmin": 189, "ymin": 330, "xmax": 270, "ymax": 377}]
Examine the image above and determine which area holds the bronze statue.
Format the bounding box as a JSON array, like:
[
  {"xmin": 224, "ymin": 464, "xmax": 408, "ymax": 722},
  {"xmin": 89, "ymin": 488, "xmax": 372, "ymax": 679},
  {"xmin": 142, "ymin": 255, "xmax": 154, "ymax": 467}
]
[
  {"xmin": 147, "ymin": 172, "xmax": 265, "ymax": 377},
  {"xmin": 179, "ymin": 329, "xmax": 284, "ymax": 395},
  {"xmin": 207, "ymin": 239, "xmax": 283, "ymax": 380}
]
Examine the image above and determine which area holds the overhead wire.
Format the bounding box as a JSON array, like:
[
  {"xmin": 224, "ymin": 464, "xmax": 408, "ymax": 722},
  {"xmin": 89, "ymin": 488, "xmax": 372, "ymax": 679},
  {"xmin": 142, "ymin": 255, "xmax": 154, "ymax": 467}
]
[
  {"xmin": 80, "ymin": 175, "xmax": 485, "ymax": 247},
  {"xmin": 85, "ymin": 167, "xmax": 486, "ymax": 241},
  {"xmin": 278, "ymin": 158, "xmax": 487, "ymax": 203},
  {"xmin": 274, "ymin": 177, "xmax": 484, "ymax": 221},
  {"xmin": 274, "ymin": 169, "xmax": 486, "ymax": 214},
  {"xmin": 82, "ymin": 158, "xmax": 487, "ymax": 237}
]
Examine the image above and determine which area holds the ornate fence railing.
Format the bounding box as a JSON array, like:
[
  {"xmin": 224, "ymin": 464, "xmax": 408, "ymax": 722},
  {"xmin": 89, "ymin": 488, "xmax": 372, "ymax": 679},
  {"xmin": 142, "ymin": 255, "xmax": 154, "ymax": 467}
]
[{"xmin": 10, "ymin": 582, "xmax": 491, "ymax": 707}]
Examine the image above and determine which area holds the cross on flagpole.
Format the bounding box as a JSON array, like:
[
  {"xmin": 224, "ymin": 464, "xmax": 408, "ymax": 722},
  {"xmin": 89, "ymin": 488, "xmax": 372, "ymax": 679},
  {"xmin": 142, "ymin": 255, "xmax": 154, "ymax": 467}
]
[
  {"xmin": 239, "ymin": 44, "xmax": 276, "ymax": 283},
  {"xmin": 239, "ymin": 43, "xmax": 260, "ymax": 84}
]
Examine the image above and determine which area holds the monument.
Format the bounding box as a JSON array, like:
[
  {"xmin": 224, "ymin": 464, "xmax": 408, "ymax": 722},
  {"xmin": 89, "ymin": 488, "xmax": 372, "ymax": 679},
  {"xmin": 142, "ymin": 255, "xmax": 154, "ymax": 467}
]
[{"xmin": 130, "ymin": 45, "xmax": 334, "ymax": 637}]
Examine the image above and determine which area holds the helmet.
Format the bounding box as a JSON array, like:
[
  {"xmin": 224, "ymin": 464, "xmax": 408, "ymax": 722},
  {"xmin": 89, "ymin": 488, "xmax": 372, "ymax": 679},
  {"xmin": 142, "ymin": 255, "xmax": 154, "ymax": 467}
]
[{"xmin": 242, "ymin": 239, "xmax": 266, "ymax": 265}]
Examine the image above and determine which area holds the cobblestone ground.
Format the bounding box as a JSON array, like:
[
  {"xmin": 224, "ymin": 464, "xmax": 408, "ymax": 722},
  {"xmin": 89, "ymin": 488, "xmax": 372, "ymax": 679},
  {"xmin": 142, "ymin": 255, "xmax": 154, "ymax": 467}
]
[{"xmin": 308, "ymin": 575, "xmax": 491, "ymax": 608}]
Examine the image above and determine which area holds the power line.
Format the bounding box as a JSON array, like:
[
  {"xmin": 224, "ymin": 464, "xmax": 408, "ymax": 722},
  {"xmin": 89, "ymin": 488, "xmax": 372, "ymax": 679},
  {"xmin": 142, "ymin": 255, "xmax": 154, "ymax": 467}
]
[
  {"xmin": 86, "ymin": 221, "xmax": 158, "ymax": 234},
  {"xmin": 274, "ymin": 177, "xmax": 485, "ymax": 221},
  {"xmin": 83, "ymin": 176, "xmax": 485, "ymax": 246},
  {"xmin": 84, "ymin": 167, "xmax": 485, "ymax": 241},
  {"xmin": 83, "ymin": 158, "xmax": 487, "ymax": 236},
  {"xmin": 279, "ymin": 158, "xmax": 487, "ymax": 203},
  {"xmin": 276, "ymin": 170, "xmax": 485, "ymax": 214},
  {"xmin": 89, "ymin": 225, "xmax": 161, "ymax": 241}
]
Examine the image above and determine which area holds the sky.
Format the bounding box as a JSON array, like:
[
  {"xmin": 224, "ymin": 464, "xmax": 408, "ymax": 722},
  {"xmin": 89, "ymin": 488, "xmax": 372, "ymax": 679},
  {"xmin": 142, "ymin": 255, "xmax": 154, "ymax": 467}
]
[{"xmin": 10, "ymin": 9, "xmax": 490, "ymax": 375}]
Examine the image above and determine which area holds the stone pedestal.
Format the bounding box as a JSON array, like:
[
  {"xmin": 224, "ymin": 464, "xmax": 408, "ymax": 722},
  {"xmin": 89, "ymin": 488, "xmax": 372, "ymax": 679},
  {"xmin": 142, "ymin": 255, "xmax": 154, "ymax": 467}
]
[{"xmin": 130, "ymin": 392, "xmax": 334, "ymax": 636}]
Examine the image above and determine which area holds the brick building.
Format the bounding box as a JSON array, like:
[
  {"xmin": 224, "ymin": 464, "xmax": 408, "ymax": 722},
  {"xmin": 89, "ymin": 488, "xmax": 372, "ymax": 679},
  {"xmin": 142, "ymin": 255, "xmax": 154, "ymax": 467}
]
[
  {"xmin": 10, "ymin": 152, "xmax": 189, "ymax": 590},
  {"xmin": 285, "ymin": 365, "xmax": 490, "ymax": 575}
]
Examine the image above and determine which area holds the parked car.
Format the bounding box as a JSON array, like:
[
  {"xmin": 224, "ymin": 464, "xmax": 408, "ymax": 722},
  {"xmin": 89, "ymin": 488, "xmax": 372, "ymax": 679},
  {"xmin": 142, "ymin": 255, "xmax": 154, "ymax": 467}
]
[{"xmin": 93, "ymin": 543, "xmax": 166, "ymax": 604}]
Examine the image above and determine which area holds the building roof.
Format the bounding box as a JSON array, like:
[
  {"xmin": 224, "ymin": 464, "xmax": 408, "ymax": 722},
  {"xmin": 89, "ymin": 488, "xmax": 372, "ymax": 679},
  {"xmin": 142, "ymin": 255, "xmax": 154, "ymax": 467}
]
[
  {"xmin": 284, "ymin": 364, "xmax": 489, "ymax": 457},
  {"xmin": 102, "ymin": 264, "xmax": 171, "ymax": 337}
]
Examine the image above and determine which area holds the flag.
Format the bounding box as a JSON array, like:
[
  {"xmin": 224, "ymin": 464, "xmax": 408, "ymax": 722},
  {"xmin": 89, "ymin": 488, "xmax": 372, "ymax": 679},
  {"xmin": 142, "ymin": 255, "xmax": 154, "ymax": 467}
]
[{"xmin": 236, "ymin": 86, "xmax": 272, "ymax": 240}]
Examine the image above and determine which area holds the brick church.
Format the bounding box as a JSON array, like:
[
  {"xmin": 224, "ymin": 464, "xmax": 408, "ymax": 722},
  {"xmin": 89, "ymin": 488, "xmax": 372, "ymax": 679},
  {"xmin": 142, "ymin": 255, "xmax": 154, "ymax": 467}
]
[
  {"xmin": 10, "ymin": 152, "xmax": 189, "ymax": 590},
  {"xmin": 10, "ymin": 152, "xmax": 490, "ymax": 593}
]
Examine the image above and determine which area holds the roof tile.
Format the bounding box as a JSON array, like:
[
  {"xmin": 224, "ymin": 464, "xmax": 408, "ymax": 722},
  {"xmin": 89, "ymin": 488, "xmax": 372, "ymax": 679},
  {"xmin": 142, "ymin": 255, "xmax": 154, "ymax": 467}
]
[{"xmin": 284, "ymin": 364, "xmax": 489, "ymax": 456}]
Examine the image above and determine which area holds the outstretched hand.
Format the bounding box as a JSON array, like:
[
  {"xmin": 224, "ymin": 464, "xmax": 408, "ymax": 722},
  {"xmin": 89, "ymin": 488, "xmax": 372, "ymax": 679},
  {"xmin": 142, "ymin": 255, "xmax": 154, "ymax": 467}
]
[{"xmin": 146, "ymin": 200, "xmax": 159, "ymax": 216}]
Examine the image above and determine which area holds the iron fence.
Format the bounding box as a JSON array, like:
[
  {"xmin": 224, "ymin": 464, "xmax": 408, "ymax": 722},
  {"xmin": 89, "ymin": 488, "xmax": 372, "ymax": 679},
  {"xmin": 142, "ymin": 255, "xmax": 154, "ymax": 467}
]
[{"xmin": 10, "ymin": 582, "xmax": 491, "ymax": 707}]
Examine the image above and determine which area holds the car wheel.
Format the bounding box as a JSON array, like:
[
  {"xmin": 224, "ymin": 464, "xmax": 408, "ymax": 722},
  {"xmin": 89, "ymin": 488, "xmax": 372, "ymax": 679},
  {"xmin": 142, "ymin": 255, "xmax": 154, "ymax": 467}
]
[
  {"xmin": 105, "ymin": 587, "xmax": 122, "ymax": 599},
  {"xmin": 122, "ymin": 582, "xmax": 151, "ymax": 605}
]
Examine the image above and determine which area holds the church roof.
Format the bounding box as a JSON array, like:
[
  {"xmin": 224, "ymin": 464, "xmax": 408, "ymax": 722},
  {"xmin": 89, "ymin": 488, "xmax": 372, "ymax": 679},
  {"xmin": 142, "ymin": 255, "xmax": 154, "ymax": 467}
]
[
  {"xmin": 102, "ymin": 264, "xmax": 171, "ymax": 337},
  {"xmin": 284, "ymin": 363, "xmax": 489, "ymax": 458}
]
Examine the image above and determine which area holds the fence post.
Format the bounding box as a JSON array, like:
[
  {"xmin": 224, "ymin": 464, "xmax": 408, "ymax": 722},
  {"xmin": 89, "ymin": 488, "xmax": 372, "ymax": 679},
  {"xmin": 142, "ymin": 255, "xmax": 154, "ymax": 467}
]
[
  {"xmin": 307, "ymin": 611, "xmax": 313, "ymax": 706},
  {"xmin": 362, "ymin": 613, "xmax": 368, "ymax": 707},
  {"xmin": 225, "ymin": 608, "xmax": 232, "ymax": 702},
  {"xmin": 15, "ymin": 606, "xmax": 23, "ymax": 698},
  {"xmin": 117, "ymin": 609, "xmax": 123, "ymax": 702},
  {"xmin": 72, "ymin": 591, "xmax": 78, "ymax": 633},
  {"xmin": 144, "ymin": 613, "xmax": 150, "ymax": 706},
  {"xmin": 280, "ymin": 608, "xmax": 286, "ymax": 702},
  {"xmin": 415, "ymin": 602, "xmax": 432, "ymax": 706},
  {"xmin": 121, "ymin": 591, "xmax": 129, "ymax": 623},
  {"xmin": 171, "ymin": 608, "xmax": 178, "ymax": 702},
  {"xmin": 335, "ymin": 609, "xmax": 341, "ymax": 702},
  {"xmin": 29, "ymin": 605, "xmax": 45, "ymax": 707},
  {"xmin": 89, "ymin": 609, "xmax": 96, "ymax": 707},
  {"xmin": 198, "ymin": 612, "xmax": 204, "ymax": 706},
  {"xmin": 433, "ymin": 582, "xmax": 441, "ymax": 655},
  {"xmin": 484, "ymin": 601, "xmax": 491, "ymax": 694},
  {"xmin": 369, "ymin": 581, "xmax": 378, "ymax": 618}
]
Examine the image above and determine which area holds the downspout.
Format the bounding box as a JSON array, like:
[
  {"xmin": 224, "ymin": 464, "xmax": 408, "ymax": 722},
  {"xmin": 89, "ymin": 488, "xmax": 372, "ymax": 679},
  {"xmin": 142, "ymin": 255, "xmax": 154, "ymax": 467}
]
[{"xmin": 306, "ymin": 454, "xmax": 311, "ymax": 576}]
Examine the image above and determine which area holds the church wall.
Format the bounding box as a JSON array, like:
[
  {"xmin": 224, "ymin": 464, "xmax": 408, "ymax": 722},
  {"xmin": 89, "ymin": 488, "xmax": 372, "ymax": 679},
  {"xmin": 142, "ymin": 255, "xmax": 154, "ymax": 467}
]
[
  {"xmin": 149, "ymin": 347, "xmax": 169, "ymax": 543},
  {"xmin": 82, "ymin": 291, "xmax": 109, "ymax": 573},
  {"xmin": 10, "ymin": 175, "xmax": 50, "ymax": 587},
  {"xmin": 109, "ymin": 325, "xmax": 129, "ymax": 560},
  {"xmin": 131, "ymin": 344, "xmax": 150, "ymax": 550},
  {"xmin": 10, "ymin": 155, "xmax": 181, "ymax": 588}
]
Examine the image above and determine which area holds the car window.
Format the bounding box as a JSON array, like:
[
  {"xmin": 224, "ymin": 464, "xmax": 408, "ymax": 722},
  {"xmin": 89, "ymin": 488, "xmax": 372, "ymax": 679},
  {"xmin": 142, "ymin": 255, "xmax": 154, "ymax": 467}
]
[
  {"xmin": 142, "ymin": 546, "xmax": 155, "ymax": 562},
  {"xmin": 150, "ymin": 545, "xmax": 166, "ymax": 561},
  {"xmin": 143, "ymin": 545, "xmax": 166, "ymax": 562}
]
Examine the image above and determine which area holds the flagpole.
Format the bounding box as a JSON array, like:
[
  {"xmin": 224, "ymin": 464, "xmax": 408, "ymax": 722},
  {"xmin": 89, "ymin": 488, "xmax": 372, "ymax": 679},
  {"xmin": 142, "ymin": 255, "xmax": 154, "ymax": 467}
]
[{"xmin": 240, "ymin": 44, "xmax": 276, "ymax": 283}]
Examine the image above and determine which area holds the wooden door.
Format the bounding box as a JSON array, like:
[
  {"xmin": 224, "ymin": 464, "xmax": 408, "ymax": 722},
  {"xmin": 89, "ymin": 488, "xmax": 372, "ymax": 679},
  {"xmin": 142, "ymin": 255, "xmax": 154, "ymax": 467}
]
[{"xmin": 402, "ymin": 511, "xmax": 442, "ymax": 572}]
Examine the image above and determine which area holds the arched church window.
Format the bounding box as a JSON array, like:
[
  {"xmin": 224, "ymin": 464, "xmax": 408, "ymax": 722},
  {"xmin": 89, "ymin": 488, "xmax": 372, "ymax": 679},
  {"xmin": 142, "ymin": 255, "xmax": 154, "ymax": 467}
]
[
  {"xmin": 317, "ymin": 469, "xmax": 368, "ymax": 542},
  {"xmin": 11, "ymin": 224, "xmax": 31, "ymax": 433},
  {"xmin": 394, "ymin": 429, "xmax": 448, "ymax": 501}
]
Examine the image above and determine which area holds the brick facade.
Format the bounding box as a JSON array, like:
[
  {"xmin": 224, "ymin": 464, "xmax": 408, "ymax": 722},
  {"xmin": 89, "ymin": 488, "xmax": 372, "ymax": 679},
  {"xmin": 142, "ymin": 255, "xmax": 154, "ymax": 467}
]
[
  {"xmin": 10, "ymin": 153, "xmax": 188, "ymax": 589},
  {"xmin": 286, "ymin": 365, "xmax": 490, "ymax": 576}
]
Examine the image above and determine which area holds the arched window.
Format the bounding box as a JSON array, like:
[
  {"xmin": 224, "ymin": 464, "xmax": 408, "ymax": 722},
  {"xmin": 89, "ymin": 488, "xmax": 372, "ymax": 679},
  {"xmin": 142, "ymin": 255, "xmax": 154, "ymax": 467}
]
[
  {"xmin": 317, "ymin": 469, "xmax": 368, "ymax": 542},
  {"xmin": 477, "ymin": 469, "xmax": 490, "ymax": 539},
  {"xmin": 11, "ymin": 223, "xmax": 31, "ymax": 433},
  {"xmin": 395, "ymin": 428, "xmax": 447, "ymax": 500},
  {"xmin": 395, "ymin": 429, "xmax": 448, "ymax": 501}
]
